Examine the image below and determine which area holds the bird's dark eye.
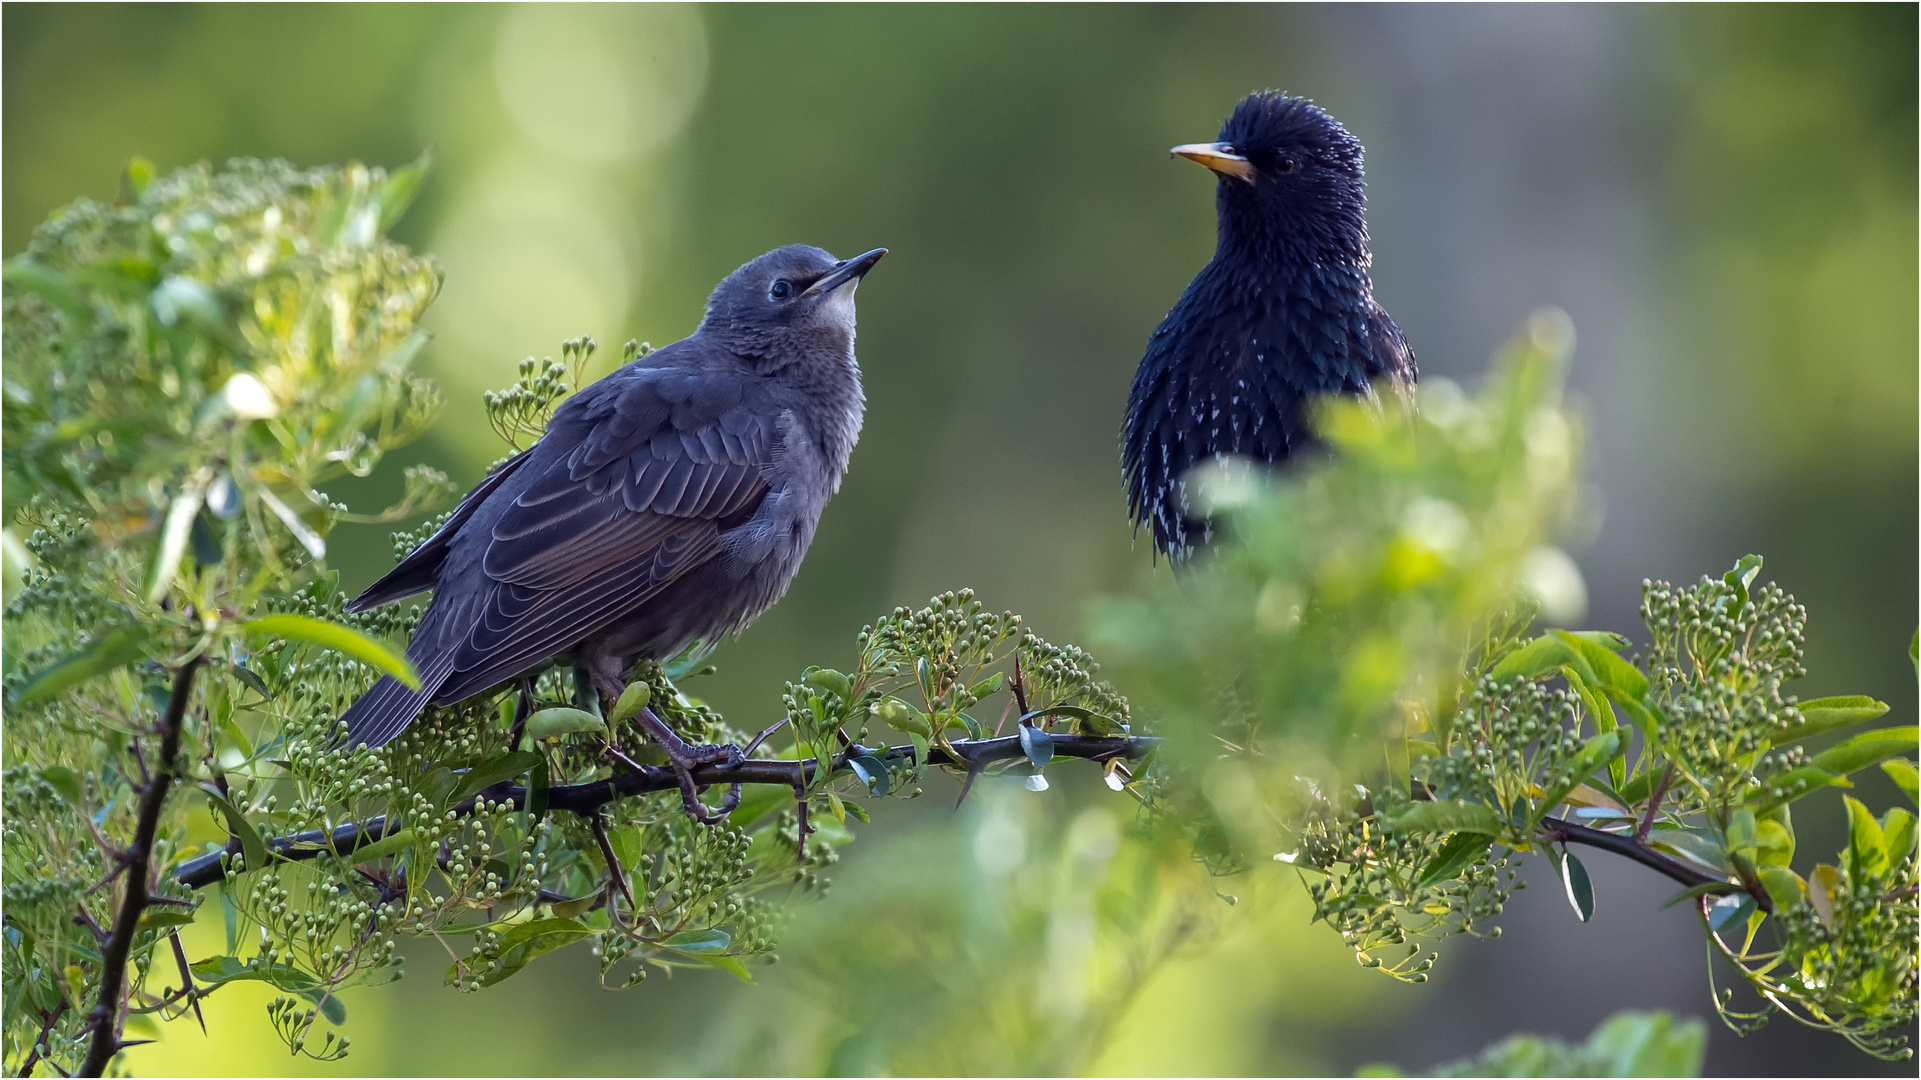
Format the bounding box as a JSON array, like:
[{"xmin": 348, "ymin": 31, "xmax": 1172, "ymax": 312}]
[
  {"xmin": 1276, "ymin": 154, "xmax": 1300, "ymax": 175},
  {"xmin": 770, "ymin": 280, "xmax": 794, "ymax": 300}
]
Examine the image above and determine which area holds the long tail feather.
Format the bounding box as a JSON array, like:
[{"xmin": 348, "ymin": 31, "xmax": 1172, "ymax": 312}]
[{"xmin": 339, "ymin": 674, "xmax": 437, "ymax": 749}]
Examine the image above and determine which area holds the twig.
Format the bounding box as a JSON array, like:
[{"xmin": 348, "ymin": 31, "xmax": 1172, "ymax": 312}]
[
  {"xmin": 742, "ymin": 718, "xmax": 787, "ymax": 757},
  {"xmin": 19, "ymin": 999, "xmax": 68, "ymax": 1078},
  {"xmin": 173, "ymin": 733, "xmax": 1157, "ymax": 889},
  {"xmin": 81, "ymin": 653, "xmax": 202, "ymax": 1077},
  {"xmin": 588, "ymin": 815, "xmax": 637, "ymax": 919},
  {"xmin": 1539, "ymin": 814, "xmax": 1766, "ymax": 909},
  {"xmin": 168, "ymin": 932, "xmax": 204, "ymax": 1034},
  {"xmin": 71, "ymin": 905, "xmax": 108, "ymax": 945}
]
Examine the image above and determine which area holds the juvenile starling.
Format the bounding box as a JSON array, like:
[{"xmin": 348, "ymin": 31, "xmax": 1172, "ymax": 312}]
[
  {"xmin": 339, "ymin": 245, "xmax": 885, "ymax": 816},
  {"xmin": 1123, "ymin": 92, "xmax": 1415, "ymax": 559}
]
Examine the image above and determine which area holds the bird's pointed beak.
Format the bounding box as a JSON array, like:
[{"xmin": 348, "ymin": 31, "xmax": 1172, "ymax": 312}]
[
  {"xmin": 802, "ymin": 248, "xmax": 887, "ymax": 297},
  {"xmin": 1171, "ymin": 142, "xmax": 1255, "ymax": 184}
]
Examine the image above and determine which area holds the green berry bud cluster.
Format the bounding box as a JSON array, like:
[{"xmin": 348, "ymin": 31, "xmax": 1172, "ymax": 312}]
[{"xmin": 1641, "ymin": 574, "xmax": 1807, "ymax": 809}]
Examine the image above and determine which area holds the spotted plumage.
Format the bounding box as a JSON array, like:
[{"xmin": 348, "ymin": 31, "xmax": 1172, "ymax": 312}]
[{"xmin": 1123, "ymin": 92, "xmax": 1415, "ymax": 559}]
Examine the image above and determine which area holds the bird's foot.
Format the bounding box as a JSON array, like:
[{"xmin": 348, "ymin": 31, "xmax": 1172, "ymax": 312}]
[{"xmin": 631, "ymin": 706, "xmax": 742, "ymax": 825}]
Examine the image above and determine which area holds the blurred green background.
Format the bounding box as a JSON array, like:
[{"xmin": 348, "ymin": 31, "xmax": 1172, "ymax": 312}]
[{"xmin": 5, "ymin": 3, "xmax": 1914, "ymax": 1075}]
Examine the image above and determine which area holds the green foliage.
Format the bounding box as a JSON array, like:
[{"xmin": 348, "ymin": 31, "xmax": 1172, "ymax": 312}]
[
  {"xmin": 3, "ymin": 155, "xmax": 454, "ymax": 1073},
  {"xmin": 712, "ymin": 788, "xmax": 1212, "ymax": 1077},
  {"xmin": 1363, "ymin": 1009, "xmax": 1708, "ymax": 1078},
  {"xmin": 4, "ymin": 156, "xmax": 1912, "ymax": 1076},
  {"xmin": 1093, "ymin": 313, "xmax": 1916, "ymax": 1058},
  {"xmin": 1, "ymin": 157, "xmax": 1145, "ymax": 1075}
]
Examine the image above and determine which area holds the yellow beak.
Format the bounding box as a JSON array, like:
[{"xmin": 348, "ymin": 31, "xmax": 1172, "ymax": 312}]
[{"xmin": 1171, "ymin": 142, "xmax": 1255, "ymax": 184}]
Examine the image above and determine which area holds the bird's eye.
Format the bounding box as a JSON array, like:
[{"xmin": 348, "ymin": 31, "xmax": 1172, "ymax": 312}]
[
  {"xmin": 770, "ymin": 280, "xmax": 794, "ymax": 300},
  {"xmin": 1276, "ymin": 154, "xmax": 1300, "ymax": 175}
]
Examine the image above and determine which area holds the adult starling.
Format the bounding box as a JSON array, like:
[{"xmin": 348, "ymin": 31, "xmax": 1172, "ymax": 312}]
[
  {"xmin": 1123, "ymin": 92, "xmax": 1415, "ymax": 559},
  {"xmin": 339, "ymin": 245, "xmax": 885, "ymax": 815}
]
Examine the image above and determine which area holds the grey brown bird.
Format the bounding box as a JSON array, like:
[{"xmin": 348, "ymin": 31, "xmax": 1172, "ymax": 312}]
[
  {"xmin": 340, "ymin": 245, "xmax": 884, "ymax": 814},
  {"xmin": 1123, "ymin": 92, "xmax": 1415, "ymax": 559}
]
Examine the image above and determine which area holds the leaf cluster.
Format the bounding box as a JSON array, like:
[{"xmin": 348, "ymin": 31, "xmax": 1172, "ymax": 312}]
[{"xmin": 1094, "ymin": 313, "xmax": 1917, "ymax": 1059}]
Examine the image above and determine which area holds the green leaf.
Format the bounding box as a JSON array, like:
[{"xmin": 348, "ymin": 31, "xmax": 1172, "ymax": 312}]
[
  {"xmin": 1559, "ymin": 850, "xmax": 1595, "ymax": 922},
  {"xmin": 1844, "ymin": 795, "xmax": 1888, "ymax": 879},
  {"xmin": 607, "ymin": 683, "xmax": 651, "ymax": 724},
  {"xmin": 315, "ymin": 993, "xmax": 346, "ymax": 1026},
  {"xmin": 244, "ymin": 613, "xmax": 419, "ymax": 690},
  {"xmin": 344, "ymin": 828, "xmax": 416, "ymax": 866},
  {"xmin": 13, "ymin": 626, "xmax": 148, "ymax": 703},
  {"xmin": 548, "ymin": 894, "xmax": 596, "ymax": 919},
  {"xmin": 1585, "ymin": 1011, "xmax": 1706, "ymax": 1077},
  {"xmin": 701, "ymin": 953, "xmax": 755, "ymax": 983},
  {"xmin": 967, "ymin": 672, "xmax": 1005, "ymax": 701},
  {"xmin": 1647, "ymin": 827, "xmax": 1727, "ymax": 874},
  {"xmin": 3, "ymin": 260, "xmax": 91, "ymax": 326},
  {"xmin": 1611, "ymin": 695, "xmax": 1663, "ymax": 743},
  {"xmin": 1882, "ymin": 758, "xmax": 1918, "ymax": 804},
  {"xmin": 663, "ymin": 928, "xmax": 732, "ymax": 954},
  {"xmin": 451, "ymin": 751, "xmax": 542, "ymax": 803},
  {"xmin": 1489, "ymin": 635, "xmax": 1574, "ymax": 681},
  {"xmin": 1723, "ymin": 554, "xmax": 1763, "ymax": 602},
  {"xmin": 1754, "ymin": 818, "xmax": 1794, "ymax": 866},
  {"xmin": 607, "ymin": 826, "xmax": 642, "ymax": 871},
  {"xmin": 525, "ymin": 707, "xmax": 606, "ymax": 740},
  {"xmin": 230, "ymin": 663, "xmax": 272, "ymax": 701},
  {"xmin": 190, "ymin": 956, "xmax": 317, "ymax": 992},
  {"xmin": 802, "ymin": 667, "xmax": 852, "ymax": 699},
  {"xmin": 1548, "ymin": 629, "xmax": 1648, "ymax": 701},
  {"xmin": 1417, "ymin": 831, "xmax": 1494, "ymax": 887},
  {"xmin": 137, "ymin": 910, "xmax": 197, "ymax": 932},
  {"xmin": 373, "ymin": 150, "xmax": 431, "ymax": 234},
  {"xmin": 450, "ymin": 917, "xmax": 595, "ymax": 988},
  {"xmin": 879, "ymin": 697, "xmax": 931, "ymax": 738},
  {"xmin": 1809, "ymin": 726, "xmax": 1919, "ymax": 779},
  {"xmin": 1755, "ymin": 866, "xmax": 1805, "ymax": 911},
  {"xmin": 1878, "ymin": 807, "xmax": 1914, "ymax": 864},
  {"xmin": 1705, "ymin": 892, "xmax": 1755, "ymax": 933},
  {"xmin": 1021, "ymin": 704, "xmax": 1127, "ymax": 735},
  {"xmin": 38, "ymin": 765, "xmax": 81, "ymax": 805},
  {"xmin": 847, "ymin": 754, "xmax": 890, "ymax": 797},
  {"xmin": 1017, "ymin": 721, "xmax": 1054, "ymax": 769},
  {"xmin": 199, "ymin": 783, "xmax": 269, "ymax": 873},
  {"xmin": 1770, "ymin": 696, "xmax": 1891, "ymax": 746},
  {"xmin": 1560, "ymin": 667, "xmax": 1624, "ymax": 788},
  {"xmin": 1386, "ymin": 800, "xmax": 1505, "ymax": 837},
  {"xmin": 1569, "ymin": 630, "xmax": 1633, "ymax": 651},
  {"xmin": 1726, "ymin": 807, "xmax": 1758, "ymax": 864}
]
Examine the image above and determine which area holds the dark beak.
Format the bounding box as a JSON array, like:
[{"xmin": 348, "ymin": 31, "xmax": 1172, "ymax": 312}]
[
  {"xmin": 1171, "ymin": 142, "xmax": 1255, "ymax": 184},
  {"xmin": 802, "ymin": 248, "xmax": 887, "ymax": 297}
]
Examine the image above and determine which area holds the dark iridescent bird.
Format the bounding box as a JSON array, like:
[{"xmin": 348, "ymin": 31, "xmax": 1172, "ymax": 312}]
[
  {"xmin": 1123, "ymin": 92, "xmax": 1415, "ymax": 559},
  {"xmin": 339, "ymin": 245, "xmax": 884, "ymax": 816}
]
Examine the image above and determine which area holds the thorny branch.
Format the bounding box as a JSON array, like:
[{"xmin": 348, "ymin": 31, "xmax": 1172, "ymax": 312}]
[
  {"xmin": 173, "ymin": 733, "xmax": 1157, "ymax": 890},
  {"xmin": 80, "ymin": 654, "xmax": 203, "ymax": 1078}
]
